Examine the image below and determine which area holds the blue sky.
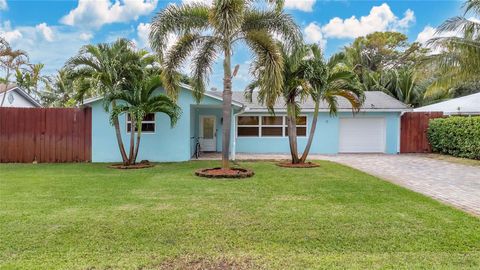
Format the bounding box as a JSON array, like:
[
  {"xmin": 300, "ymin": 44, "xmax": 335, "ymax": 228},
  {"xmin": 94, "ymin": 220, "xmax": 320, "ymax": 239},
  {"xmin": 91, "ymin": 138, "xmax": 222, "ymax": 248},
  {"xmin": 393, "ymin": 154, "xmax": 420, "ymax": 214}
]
[{"xmin": 0, "ymin": 0, "xmax": 469, "ymax": 91}]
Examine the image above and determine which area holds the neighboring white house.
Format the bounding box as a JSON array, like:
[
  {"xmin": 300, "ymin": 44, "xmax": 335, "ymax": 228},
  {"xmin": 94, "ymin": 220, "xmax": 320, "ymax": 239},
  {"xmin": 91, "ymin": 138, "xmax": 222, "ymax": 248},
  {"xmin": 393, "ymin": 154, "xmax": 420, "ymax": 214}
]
[
  {"xmin": 414, "ymin": 92, "xmax": 480, "ymax": 115},
  {"xmin": 0, "ymin": 83, "xmax": 42, "ymax": 108}
]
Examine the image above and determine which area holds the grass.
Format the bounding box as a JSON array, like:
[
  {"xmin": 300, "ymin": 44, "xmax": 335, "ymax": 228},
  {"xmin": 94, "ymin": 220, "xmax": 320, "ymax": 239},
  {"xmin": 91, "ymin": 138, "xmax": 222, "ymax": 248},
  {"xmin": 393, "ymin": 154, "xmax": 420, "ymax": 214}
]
[{"xmin": 0, "ymin": 161, "xmax": 479, "ymax": 269}]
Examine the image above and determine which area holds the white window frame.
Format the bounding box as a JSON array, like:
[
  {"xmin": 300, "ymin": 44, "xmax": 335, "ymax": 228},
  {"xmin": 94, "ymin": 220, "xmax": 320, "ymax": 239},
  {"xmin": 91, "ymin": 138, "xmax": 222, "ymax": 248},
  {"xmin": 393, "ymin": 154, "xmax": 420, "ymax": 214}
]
[
  {"xmin": 126, "ymin": 113, "xmax": 156, "ymax": 134},
  {"xmin": 236, "ymin": 115, "xmax": 308, "ymax": 138}
]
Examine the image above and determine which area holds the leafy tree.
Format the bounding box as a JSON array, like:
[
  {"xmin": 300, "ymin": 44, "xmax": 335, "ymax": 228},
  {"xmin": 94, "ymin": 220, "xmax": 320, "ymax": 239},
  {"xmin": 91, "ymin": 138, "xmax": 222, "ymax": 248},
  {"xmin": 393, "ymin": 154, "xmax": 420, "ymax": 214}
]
[
  {"xmin": 15, "ymin": 63, "xmax": 48, "ymax": 97},
  {"xmin": 66, "ymin": 39, "xmax": 149, "ymax": 165},
  {"xmin": 0, "ymin": 38, "xmax": 28, "ymax": 107},
  {"xmin": 424, "ymin": 0, "xmax": 480, "ymax": 98},
  {"xmin": 106, "ymin": 75, "xmax": 181, "ymax": 165},
  {"xmin": 149, "ymin": 0, "xmax": 301, "ymax": 169},
  {"xmin": 41, "ymin": 68, "xmax": 77, "ymax": 107}
]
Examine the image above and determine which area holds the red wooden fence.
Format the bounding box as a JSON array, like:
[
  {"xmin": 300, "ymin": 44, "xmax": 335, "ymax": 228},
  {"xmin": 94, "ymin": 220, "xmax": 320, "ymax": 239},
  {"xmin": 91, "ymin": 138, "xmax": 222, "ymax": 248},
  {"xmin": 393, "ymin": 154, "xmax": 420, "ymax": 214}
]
[
  {"xmin": 400, "ymin": 111, "xmax": 444, "ymax": 153},
  {"xmin": 0, "ymin": 107, "xmax": 91, "ymax": 163}
]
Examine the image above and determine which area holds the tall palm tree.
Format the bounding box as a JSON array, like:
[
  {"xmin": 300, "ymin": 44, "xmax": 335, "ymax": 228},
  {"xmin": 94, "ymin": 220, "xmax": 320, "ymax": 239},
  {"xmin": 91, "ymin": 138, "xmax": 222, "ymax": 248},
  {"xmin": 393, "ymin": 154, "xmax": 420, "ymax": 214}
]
[
  {"xmin": 425, "ymin": 0, "xmax": 480, "ymax": 97},
  {"xmin": 0, "ymin": 40, "xmax": 29, "ymax": 107},
  {"xmin": 66, "ymin": 39, "xmax": 148, "ymax": 165},
  {"xmin": 149, "ymin": 0, "xmax": 301, "ymax": 169},
  {"xmin": 106, "ymin": 75, "xmax": 181, "ymax": 165},
  {"xmin": 247, "ymin": 44, "xmax": 363, "ymax": 164},
  {"xmin": 299, "ymin": 46, "xmax": 364, "ymax": 163}
]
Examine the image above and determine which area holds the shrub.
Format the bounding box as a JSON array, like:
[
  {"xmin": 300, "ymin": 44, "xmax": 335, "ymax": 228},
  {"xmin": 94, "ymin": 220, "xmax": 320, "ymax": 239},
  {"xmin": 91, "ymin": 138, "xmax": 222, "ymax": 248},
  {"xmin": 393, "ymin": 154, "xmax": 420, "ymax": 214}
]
[{"xmin": 427, "ymin": 116, "xmax": 480, "ymax": 159}]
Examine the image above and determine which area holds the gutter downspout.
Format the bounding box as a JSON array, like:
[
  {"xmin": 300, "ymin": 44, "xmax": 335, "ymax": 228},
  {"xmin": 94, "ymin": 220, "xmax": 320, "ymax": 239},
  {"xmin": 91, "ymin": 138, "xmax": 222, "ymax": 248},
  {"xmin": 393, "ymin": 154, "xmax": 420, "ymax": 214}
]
[{"xmin": 231, "ymin": 106, "xmax": 248, "ymax": 161}]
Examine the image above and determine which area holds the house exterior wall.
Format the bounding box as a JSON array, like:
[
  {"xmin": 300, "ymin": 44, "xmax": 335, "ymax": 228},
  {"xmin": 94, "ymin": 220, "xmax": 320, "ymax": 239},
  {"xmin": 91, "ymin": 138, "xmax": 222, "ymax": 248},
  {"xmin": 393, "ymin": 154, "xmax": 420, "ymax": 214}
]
[
  {"xmin": 235, "ymin": 111, "xmax": 401, "ymax": 154},
  {"xmin": 89, "ymin": 87, "xmax": 402, "ymax": 162},
  {"xmin": 0, "ymin": 90, "xmax": 38, "ymax": 107},
  {"xmin": 90, "ymin": 87, "xmax": 229, "ymax": 162}
]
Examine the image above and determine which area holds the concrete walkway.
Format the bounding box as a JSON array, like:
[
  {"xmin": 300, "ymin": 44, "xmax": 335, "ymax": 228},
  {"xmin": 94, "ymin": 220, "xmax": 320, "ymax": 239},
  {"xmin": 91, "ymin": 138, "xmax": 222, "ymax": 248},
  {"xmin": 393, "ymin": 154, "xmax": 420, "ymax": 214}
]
[{"xmin": 229, "ymin": 153, "xmax": 480, "ymax": 216}]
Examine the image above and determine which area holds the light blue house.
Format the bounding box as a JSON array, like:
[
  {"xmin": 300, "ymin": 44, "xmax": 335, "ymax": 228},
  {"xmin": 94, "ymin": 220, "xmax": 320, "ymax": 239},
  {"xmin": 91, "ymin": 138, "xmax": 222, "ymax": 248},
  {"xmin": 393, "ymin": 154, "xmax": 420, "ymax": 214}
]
[{"xmin": 84, "ymin": 84, "xmax": 408, "ymax": 162}]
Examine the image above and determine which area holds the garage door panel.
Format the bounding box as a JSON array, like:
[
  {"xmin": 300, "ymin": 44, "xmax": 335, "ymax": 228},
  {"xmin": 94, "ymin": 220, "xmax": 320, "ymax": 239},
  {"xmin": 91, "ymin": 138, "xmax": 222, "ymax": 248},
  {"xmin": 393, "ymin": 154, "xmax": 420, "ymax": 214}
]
[{"xmin": 339, "ymin": 118, "xmax": 385, "ymax": 153}]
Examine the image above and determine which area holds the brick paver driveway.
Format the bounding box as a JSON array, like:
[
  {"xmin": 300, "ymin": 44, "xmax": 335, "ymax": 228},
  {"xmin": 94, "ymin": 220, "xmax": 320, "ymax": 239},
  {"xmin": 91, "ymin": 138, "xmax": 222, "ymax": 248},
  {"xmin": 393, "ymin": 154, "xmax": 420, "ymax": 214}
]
[{"xmin": 236, "ymin": 153, "xmax": 480, "ymax": 216}]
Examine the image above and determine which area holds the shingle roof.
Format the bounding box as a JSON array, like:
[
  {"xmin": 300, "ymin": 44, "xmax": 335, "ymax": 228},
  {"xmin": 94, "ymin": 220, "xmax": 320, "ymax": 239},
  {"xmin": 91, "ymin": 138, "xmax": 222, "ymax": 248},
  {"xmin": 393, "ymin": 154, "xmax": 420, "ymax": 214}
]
[{"xmin": 206, "ymin": 90, "xmax": 409, "ymax": 112}]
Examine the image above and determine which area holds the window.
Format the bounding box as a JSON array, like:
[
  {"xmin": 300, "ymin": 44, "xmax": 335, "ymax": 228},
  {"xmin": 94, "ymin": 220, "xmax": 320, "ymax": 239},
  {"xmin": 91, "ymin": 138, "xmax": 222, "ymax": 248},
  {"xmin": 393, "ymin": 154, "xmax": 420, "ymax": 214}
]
[
  {"xmin": 127, "ymin": 113, "xmax": 155, "ymax": 133},
  {"xmin": 261, "ymin": 116, "xmax": 283, "ymax": 137},
  {"xmin": 237, "ymin": 116, "xmax": 259, "ymax": 137},
  {"xmin": 237, "ymin": 115, "xmax": 307, "ymax": 137},
  {"xmin": 285, "ymin": 116, "xmax": 307, "ymax": 137}
]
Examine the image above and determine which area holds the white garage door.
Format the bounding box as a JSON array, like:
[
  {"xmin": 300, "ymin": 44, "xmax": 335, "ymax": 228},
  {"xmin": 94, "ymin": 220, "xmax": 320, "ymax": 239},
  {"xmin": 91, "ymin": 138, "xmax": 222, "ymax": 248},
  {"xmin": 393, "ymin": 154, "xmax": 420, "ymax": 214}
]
[{"xmin": 339, "ymin": 118, "xmax": 386, "ymax": 153}]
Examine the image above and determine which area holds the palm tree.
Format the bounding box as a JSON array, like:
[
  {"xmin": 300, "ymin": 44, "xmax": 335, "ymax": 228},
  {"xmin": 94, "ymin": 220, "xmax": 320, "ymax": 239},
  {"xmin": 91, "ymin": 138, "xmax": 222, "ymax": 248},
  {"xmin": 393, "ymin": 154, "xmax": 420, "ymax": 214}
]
[
  {"xmin": 149, "ymin": 0, "xmax": 301, "ymax": 169},
  {"xmin": 66, "ymin": 39, "xmax": 147, "ymax": 165},
  {"xmin": 247, "ymin": 44, "xmax": 363, "ymax": 164},
  {"xmin": 425, "ymin": 0, "xmax": 480, "ymax": 97},
  {"xmin": 0, "ymin": 39, "xmax": 28, "ymax": 107},
  {"xmin": 299, "ymin": 46, "xmax": 364, "ymax": 163},
  {"xmin": 106, "ymin": 75, "xmax": 181, "ymax": 165},
  {"xmin": 15, "ymin": 63, "xmax": 47, "ymax": 98},
  {"xmin": 41, "ymin": 68, "xmax": 77, "ymax": 107}
]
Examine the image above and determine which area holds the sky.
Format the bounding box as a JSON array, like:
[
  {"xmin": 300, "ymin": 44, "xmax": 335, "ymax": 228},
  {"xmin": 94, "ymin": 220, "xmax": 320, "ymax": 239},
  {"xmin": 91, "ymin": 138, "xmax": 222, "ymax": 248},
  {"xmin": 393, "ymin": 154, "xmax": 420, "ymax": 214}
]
[{"xmin": 0, "ymin": 0, "xmax": 472, "ymax": 91}]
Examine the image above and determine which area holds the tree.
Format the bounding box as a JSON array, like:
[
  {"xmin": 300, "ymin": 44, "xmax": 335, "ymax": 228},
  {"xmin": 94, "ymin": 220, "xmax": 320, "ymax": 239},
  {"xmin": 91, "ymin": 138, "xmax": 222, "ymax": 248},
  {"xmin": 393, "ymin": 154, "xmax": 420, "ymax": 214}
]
[
  {"xmin": 106, "ymin": 75, "xmax": 181, "ymax": 165},
  {"xmin": 66, "ymin": 39, "xmax": 147, "ymax": 165},
  {"xmin": 41, "ymin": 68, "xmax": 77, "ymax": 107},
  {"xmin": 247, "ymin": 44, "xmax": 363, "ymax": 164},
  {"xmin": 149, "ymin": 0, "xmax": 301, "ymax": 169},
  {"xmin": 424, "ymin": 0, "xmax": 480, "ymax": 98},
  {"xmin": 0, "ymin": 38, "xmax": 28, "ymax": 107},
  {"xmin": 299, "ymin": 46, "xmax": 364, "ymax": 163},
  {"xmin": 15, "ymin": 63, "xmax": 48, "ymax": 98}
]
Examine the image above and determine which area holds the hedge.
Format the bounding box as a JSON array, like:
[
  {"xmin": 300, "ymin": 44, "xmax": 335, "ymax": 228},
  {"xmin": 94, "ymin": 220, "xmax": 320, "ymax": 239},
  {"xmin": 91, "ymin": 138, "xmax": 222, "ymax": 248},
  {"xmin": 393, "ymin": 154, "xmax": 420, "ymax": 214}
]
[{"xmin": 427, "ymin": 116, "xmax": 480, "ymax": 160}]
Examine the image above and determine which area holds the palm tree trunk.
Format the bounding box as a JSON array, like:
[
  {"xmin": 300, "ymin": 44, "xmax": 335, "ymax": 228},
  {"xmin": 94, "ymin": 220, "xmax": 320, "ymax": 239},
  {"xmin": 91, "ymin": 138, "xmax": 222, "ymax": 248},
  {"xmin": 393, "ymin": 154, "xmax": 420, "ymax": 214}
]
[
  {"xmin": 0, "ymin": 70, "xmax": 10, "ymax": 107},
  {"xmin": 111, "ymin": 100, "xmax": 129, "ymax": 165},
  {"xmin": 133, "ymin": 122, "xmax": 142, "ymax": 164},
  {"xmin": 128, "ymin": 118, "xmax": 136, "ymax": 165},
  {"xmin": 221, "ymin": 46, "xmax": 233, "ymax": 169},
  {"xmin": 287, "ymin": 102, "xmax": 299, "ymax": 164},
  {"xmin": 300, "ymin": 99, "xmax": 319, "ymax": 163}
]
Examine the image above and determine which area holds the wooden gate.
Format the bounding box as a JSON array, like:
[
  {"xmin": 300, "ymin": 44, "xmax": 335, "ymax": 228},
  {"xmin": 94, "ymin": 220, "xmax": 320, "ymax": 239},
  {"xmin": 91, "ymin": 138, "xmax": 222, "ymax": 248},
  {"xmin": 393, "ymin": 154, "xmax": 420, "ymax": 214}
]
[
  {"xmin": 400, "ymin": 112, "xmax": 444, "ymax": 153},
  {"xmin": 0, "ymin": 107, "xmax": 92, "ymax": 163}
]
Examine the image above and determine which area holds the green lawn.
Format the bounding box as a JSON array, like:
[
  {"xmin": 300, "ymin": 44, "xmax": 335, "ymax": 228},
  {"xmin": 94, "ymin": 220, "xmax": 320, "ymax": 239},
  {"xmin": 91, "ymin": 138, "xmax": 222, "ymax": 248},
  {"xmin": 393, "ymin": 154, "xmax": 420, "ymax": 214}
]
[{"xmin": 1, "ymin": 161, "xmax": 479, "ymax": 269}]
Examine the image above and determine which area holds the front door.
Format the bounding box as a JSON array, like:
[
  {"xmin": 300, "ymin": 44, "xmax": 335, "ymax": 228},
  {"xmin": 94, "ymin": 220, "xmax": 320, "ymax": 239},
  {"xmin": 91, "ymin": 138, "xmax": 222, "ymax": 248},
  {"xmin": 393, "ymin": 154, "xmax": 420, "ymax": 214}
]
[{"xmin": 199, "ymin": 115, "xmax": 216, "ymax": 152}]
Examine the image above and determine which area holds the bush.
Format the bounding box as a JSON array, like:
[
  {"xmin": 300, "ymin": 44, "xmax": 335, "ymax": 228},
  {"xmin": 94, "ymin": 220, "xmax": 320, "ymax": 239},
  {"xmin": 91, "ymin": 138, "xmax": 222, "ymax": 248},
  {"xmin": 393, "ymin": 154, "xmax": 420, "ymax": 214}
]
[{"xmin": 427, "ymin": 116, "xmax": 480, "ymax": 159}]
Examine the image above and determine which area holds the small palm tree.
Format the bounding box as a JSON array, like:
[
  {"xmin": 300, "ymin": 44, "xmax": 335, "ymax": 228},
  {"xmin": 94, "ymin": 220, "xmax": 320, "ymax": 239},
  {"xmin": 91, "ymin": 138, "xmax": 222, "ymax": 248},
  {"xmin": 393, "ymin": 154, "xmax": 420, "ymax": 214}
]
[
  {"xmin": 66, "ymin": 39, "xmax": 148, "ymax": 165},
  {"xmin": 0, "ymin": 39, "xmax": 29, "ymax": 107},
  {"xmin": 425, "ymin": 0, "xmax": 480, "ymax": 97},
  {"xmin": 149, "ymin": 0, "xmax": 301, "ymax": 169},
  {"xmin": 106, "ymin": 75, "xmax": 181, "ymax": 165},
  {"xmin": 247, "ymin": 44, "xmax": 363, "ymax": 164}
]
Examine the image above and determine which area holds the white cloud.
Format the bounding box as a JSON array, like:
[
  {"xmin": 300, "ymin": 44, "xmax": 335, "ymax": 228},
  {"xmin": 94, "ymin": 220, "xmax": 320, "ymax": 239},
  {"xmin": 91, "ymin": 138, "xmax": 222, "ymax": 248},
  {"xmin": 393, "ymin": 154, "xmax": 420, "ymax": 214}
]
[
  {"xmin": 79, "ymin": 32, "xmax": 93, "ymax": 41},
  {"xmin": 0, "ymin": 23, "xmax": 92, "ymax": 74},
  {"xmin": 136, "ymin": 22, "xmax": 178, "ymax": 51},
  {"xmin": 0, "ymin": 0, "xmax": 7, "ymax": 10},
  {"xmin": 285, "ymin": 0, "xmax": 316, "ymax": 12},
  {"xmin": 0, "ymin": 21, "xmax": 22, "ymax": 43},
  {"xmin": 321, "ymin": 3, "xmax": 415, "ymax": 39},
  {"xmin": 416, "ymin": 25, "xmax": 461, "ymax": 54},
  {"xmin": 304, "ymin": 22, "xmax": 326, "ymax": 49},
  {"xmin": 35, "ymin": 23, "xmax": 54, "ymax": 42},
  {"xmin": 60, "ymin": 0, "xmax": 158, "ymax": 29},
  {"xmin": 183, "ymin": 0, "xmax": 315, "ymax": 11}
]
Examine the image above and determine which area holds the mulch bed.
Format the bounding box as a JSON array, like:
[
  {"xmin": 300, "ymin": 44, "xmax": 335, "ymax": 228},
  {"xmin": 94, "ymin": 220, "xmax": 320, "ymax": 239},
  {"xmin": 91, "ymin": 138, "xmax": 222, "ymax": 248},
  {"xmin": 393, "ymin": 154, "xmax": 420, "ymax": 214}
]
[
  {"xmin": 195, "ymin": 167, "xmax": 254, "ymax": 179},
  {"xmin": 276, "ymin": 162, "xmax": 320, "ymax": 168},
  {"xmin": 108, "ymin": 163, "xmax": 154, "ymax": 170}
]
